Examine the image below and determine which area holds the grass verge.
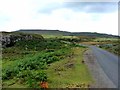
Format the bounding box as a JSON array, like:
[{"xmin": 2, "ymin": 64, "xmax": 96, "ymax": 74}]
[{"xmin": 47, "ymin": 47, "xmax": 93, "ymax": 88}]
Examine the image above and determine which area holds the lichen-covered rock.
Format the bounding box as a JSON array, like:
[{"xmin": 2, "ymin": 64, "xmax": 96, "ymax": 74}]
[{"xmin": 0, "ymin": 32, "xmax": 44, "ymax": 48}]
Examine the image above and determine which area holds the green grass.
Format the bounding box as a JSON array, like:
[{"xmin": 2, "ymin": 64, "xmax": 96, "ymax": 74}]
[
  {"xmin": 2, "ymin": 47, "xmax": 93, "ymax": 88},
  {"xmin": 47, "ymin": 47, "xmax": 93, "ymax": 88},
  {"xmin": 2, "ymin": 47, "xmax": 71, "ymax": 88},
  {"xmin": 41, "ymin": 35, "xmax": 61, "ymax": 38},
  {"xmin": 2, "ymin": 79, "xmax": 28, "ymax": 88},
  {"xmin": 42, "ymin": 34, "xmax": 77, "ymax": 39},
  {"xmin": 94, "ymin": 38, "xmax": 118, "ymax": 42}
]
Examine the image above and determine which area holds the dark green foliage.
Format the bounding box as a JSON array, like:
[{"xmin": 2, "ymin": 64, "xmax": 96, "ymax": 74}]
[
  {"xmin": 2, "ymin": 38, "xmax": 69, "ymax": 61},
  {"xmin": 2, "ymin": 47, "xmax": 70, "ymax": 88},
  {"xmin": 34, "ymin": 71, "xmax": 47, "ymax": 82},
  {"xmin": 25, "ymin": 70, "xmax": 47, "ymax": 88},
  {"xmin": 2, "ymin": 66, "xmax": 19, "ymax": 80},
  {"xmin": 15, "ymin": 38, "xmax": 66, "ymax": 51},
  {"xmin": 15, "ymin": 39, "xmax": 45, "ymax": 50}
]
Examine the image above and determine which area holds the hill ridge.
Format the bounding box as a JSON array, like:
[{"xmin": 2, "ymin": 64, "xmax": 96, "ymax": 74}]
[{"xmin": 15, "ymin": 29, "xmax": 118, "ymax": 38}]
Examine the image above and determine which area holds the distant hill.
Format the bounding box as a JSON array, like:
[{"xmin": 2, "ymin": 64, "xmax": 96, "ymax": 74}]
[
  {"xmin": 15, "ymin": 29, "xmax": 118, "ymax": 38},
  {"xmin": 16, "ymin": 29, "xmax": 70, "ymax": 35}
]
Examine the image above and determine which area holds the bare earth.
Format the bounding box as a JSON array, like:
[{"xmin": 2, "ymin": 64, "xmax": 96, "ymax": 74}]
[{"xmin": 84, "ymin": 49, "xmax": 116, "ymax": 88}]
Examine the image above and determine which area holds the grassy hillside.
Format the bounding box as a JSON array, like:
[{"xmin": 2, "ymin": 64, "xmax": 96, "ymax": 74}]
[
  {"xmin": 2, "ymin": 31, "xmax": 118, "ymax": 88},
  {"xmin": 2, "ymin": 32, "xmax": 93, "ymax": 88}
]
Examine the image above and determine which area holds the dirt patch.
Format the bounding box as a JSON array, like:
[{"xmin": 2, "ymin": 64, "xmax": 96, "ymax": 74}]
[
  {"xmin": 84, "ymin": 49, "xmax": 116, "ymax": 88},
  {"xmin": 64, "ymin": 63, "xmax": 74, "ymax": 68}
]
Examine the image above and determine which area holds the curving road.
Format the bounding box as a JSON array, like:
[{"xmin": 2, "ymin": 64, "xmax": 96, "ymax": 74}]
[{"xmin": 90, "ymin": 46, "xmax": 119, "ymax": 88}]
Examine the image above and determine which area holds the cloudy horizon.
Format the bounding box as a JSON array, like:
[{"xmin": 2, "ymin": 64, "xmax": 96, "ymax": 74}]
[{"xmin": 0, "ymin": 0, "xmax": 119, "ymax": 35}]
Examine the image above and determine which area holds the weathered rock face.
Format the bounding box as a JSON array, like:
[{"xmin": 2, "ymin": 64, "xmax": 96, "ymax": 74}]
[
  {"xmin": 1, "ymin": 34, "xmax": 12, "ymax": 47},
  {"xmin": 0, "ymin": 32, "xmax": 44, "ymax": 48}
]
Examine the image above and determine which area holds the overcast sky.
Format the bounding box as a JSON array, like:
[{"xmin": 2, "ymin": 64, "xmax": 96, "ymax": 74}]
[{"xmin": 0, "ymin": 0, "xmax": 118, "ymax": 35}]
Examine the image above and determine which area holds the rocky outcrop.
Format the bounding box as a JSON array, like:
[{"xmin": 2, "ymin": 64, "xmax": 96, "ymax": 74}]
[{"xmin": 0, "ymin": 32, "xmax": 44, "ymax": 48}]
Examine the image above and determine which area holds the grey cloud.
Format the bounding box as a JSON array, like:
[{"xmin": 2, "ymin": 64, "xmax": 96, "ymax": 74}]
[
  {"xmin": 63, "ymin": 2, "xmax": 118, "ymax": 13},
  {"xmin": 38, "ymin": 2, "xmax": 118, "ymax": 14}
]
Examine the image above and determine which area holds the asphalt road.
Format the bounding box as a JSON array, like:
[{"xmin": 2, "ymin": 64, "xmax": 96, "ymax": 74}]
[{"xmin": 90, "ymin": 46, "xmax": 119, "ymax": 88}]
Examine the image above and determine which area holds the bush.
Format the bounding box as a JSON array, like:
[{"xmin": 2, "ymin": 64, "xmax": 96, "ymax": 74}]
[
  {"xmin": 26, "ymin": 70, "xmax": 48, "ymax": 88},
  {"xmin": 2, "ymin": 66, "xmax": 19, "ymax": 80}
]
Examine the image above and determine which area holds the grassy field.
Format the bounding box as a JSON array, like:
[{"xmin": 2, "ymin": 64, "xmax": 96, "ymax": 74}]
[{"xmin": 47, "ymin": 47, "xmax": 93, "ymax": 88}]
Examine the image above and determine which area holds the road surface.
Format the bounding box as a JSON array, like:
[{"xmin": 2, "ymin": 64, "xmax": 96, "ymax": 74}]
[{"xmin": 89, "ymin": 46, "xmax": 119, "ymax": 88}]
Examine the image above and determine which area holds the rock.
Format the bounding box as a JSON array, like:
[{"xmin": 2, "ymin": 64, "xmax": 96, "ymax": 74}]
[
  {"xmin": 81, "ymin": 60, "xmax": 85, "ymax": 64},
  {"xmin": 1, "ymin": 32, "xmax": 44, "ymax": 48}
]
